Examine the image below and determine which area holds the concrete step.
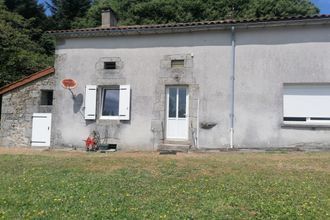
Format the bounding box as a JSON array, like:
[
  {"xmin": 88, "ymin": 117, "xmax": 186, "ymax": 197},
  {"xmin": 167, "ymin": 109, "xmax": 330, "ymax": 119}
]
[
  {"xmin": 158, "ymin": 143, "xmax": 191, "ymax": 153},
  {"xmin": 163, "ymin": 140, "xmax": 190, "ymax": 145}
]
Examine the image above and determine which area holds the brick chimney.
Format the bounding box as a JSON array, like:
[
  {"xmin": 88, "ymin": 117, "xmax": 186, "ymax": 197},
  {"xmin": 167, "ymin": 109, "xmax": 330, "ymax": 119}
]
[{"xmin": 101, "ymin": 9, "xmax": 118, "ymax": 27}]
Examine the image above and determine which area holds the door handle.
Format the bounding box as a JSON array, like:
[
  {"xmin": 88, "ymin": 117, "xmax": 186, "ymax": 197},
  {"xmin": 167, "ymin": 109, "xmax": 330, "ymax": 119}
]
[{"xmin": 48, "ymin": 127, "xmax": 50, "ymax": 130}]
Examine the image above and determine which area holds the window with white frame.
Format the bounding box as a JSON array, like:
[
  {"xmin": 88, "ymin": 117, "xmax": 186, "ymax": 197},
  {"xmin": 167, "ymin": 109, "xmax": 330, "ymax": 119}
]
[
  {"xmin": 84, "ymin": 85, "xmax": 130, "ymax": 120},
  {"xmin": 102, "ymin": 87, "xmax": 120, "ymax": 117},
  {"xmin": 283, "ymin": 84, "xmax": 330, "ymax": 125}
]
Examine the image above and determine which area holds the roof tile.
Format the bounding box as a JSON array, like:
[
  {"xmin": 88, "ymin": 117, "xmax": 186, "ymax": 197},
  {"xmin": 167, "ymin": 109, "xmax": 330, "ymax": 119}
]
[
  {"xmin": 0, "ymin": 67, "xmax": 55, "ymax": 95},
  {"xmin": 48, "ymin": 14, "xmax": 330, "ymax": 36}
]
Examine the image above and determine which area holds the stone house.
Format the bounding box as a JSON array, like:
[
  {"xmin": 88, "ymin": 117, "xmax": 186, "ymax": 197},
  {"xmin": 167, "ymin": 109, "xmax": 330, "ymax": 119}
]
[
  {"xmin": 0, "ymin": 67, "xmax": 55, "ymax": 147},
  {"xmin": 1, "ymin": 11, "xmax": 330, "ymax": 150}
]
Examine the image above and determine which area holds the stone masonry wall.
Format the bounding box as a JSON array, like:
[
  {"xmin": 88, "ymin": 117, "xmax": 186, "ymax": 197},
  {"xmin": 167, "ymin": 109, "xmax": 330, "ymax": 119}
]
[
  {"xmin": 152, "ymin": 54, "xmax": 199, "ymax": 148},
  {"xmin": 0, "ymin": 74, "xmax": 55, "ymax": 147}
]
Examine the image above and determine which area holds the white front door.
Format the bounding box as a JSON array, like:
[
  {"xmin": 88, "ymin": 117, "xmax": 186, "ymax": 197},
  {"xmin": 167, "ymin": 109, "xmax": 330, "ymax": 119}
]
[
  {"xmin": 31, "ymin": 113, "xmax": 52, "ymax": 147},
  {"xmin": 166, "ymin": 86, "xmax": 189, "ymax": 140}
]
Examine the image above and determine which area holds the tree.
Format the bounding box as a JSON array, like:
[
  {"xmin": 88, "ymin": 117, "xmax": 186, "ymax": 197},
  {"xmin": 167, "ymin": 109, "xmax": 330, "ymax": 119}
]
[
  {"xmin": 47, "ymin": 0, "xmax": 92, "ymax": 29},
  {"xmin": 0, "ymin": 0, "xmax": 320, "ymax": 87},
  {"xmin": 73, "ymin": 0, "xmax": 319, "ymax": 28},
  {"xmin": 245, "ymin": 0, "xmax": 319, "ymax": 18},
  {"xmin": 0, "ymin": 2, "xmax": 53, "ymax": 87},
  {"xmin": 3, "ymin": 0, "xmax": 54, "ymax": 56},
  {"xmin": 4, "ymin": 0, "xmax": 46, "ymax": 26}
]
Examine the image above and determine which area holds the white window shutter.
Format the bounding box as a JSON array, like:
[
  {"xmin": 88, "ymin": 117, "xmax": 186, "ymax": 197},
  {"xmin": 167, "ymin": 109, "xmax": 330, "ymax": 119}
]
[
  {"xmin": 85, "ymin": 85, "xmax": 97, "ymax": 120},
  {"xmin": 119, "ymin": 85, "xmax": 131, "ymax": 120}
]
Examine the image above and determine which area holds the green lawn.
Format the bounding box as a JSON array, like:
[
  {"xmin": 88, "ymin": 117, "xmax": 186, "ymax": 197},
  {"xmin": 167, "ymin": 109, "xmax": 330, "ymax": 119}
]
[{"xmin": 0, "ymin": 149, "xmax": 329, "ymax": 219}]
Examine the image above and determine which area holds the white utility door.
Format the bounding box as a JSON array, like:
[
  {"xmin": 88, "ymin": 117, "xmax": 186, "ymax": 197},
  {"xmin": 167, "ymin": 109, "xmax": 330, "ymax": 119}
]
[
  {"xmin": 166, "ymin": 86, "xmax": 189, "ymax": 140},
  {"xmin": 31, "ymin": 113, "xmax": 52, "ymax": 147}
]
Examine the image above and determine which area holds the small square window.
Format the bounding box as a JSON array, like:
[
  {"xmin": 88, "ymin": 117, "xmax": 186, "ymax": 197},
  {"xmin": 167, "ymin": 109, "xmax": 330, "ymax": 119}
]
[
  {"xmin": 0, "ymin": 95, "xmax": 2, "ymax": 120},
  {"xmin": 171, "ymin": 60, "xmax": 184, "ymax": 68},
  {"xmin": 104, "ymin": 62, "xmax": 116, "ymax": 70},
  {"xmin": 40, "ymin": 90, "xmax": 53, "ymax": 106}
]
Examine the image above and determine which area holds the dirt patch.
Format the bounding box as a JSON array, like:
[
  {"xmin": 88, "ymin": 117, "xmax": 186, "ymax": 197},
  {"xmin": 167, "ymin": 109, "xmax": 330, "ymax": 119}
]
[
  {"xmin": 0, "ymin": 147, "xmax": 329, "ymax": 162},
  {"xmin": 0, "ymin": 147, "xmax": 85, "ymax": 157},
  {"xmin": 0, "ymin": 147, "xmax": 43, "ymax": 155}
]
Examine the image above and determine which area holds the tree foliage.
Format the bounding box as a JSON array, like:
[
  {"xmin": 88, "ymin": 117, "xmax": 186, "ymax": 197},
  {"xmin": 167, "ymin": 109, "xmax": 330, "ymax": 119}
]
[
  {"xmin": 4, "ymin": 0, "xmax": 46, "ymax": 29},
  {"xmin": 73, "ymin": 0, "xmax": 319, "ymax": 28},
  {"xmin": 3, "ymin": 0, "xmax": 54, "ymax": 54},
  {"xmin": 0, "ymin": 0, "xmax": 320, "ymax": 87},
  {"xmin": 47, "ymin": 0, "xmax": 92, "ymax": 29},
  {"xmin": 0, "ymin": 2, "xmax": 52, "ymax": 87}
]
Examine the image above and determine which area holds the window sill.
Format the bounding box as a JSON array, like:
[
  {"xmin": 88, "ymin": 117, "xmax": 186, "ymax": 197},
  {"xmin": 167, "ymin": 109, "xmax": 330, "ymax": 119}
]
[
  {"xmin": 99, "ymin": 116, "xmax": 121, "ymax": 120},
  {"xmin": 281, "ymin": 122, "xmax": 330, "ymax": 129},
  {"xmin": 99, "ymin": 117, "xmax": 129, "ymax": 121}
]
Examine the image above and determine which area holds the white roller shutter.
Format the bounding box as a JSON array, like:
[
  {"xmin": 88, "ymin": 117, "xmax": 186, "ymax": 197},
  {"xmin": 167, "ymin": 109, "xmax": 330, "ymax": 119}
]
[
  {"xmin": 283, "ymin": 84, "xmax": 330, "ymax": 118},
  {"xmin": 85, "ymin": 85, "xmax": 97, "ymax": 120},
  {"xmin": 119, "ymin": 85, "xmax": 131, "ymax": 120}
]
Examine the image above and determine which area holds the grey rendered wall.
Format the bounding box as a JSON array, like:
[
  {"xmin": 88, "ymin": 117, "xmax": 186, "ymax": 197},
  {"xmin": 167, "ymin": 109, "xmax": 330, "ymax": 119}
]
[
  {"xmin": 234, "ymin": 25, "xmax": 330, "ymax": 148},
  {"xmin": 53, "ymin": 31, "xmax": 232, "ymax": 149},
  {"xmin": 0, "ymin": 74, "xmax": 55, "ymax": 147},
  {"xmin": 53, "ymin": 24, "xmax": 330, "ymax": 150}
]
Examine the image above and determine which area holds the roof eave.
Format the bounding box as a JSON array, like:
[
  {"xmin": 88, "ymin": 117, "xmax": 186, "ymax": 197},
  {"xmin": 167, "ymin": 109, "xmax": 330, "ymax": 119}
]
[
  {"xmin": 49, "ymin": 17, "xmax": 330, "ymax": 39},
  {"xmin": 0, "ymin": 67, "xmax": 55, "ymax": 95}
]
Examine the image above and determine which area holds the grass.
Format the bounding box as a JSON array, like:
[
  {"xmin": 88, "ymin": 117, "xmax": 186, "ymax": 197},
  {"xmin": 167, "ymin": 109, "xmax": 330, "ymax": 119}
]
[{"xmin": 0, "ymin": 149, "xmax": 329, "ymax": 219}]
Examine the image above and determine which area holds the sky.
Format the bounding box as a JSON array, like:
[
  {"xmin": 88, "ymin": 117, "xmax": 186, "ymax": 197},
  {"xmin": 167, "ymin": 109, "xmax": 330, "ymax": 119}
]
[
  {"xmin": 38, "ymin": 0, "xmax": 330, "ymax": 15},
  {"xmin": 312, "ymin": 0, "xmax": 330, "ymax": 13},
  {"xmin": 37, "ymin": 0, "xmax": 50, "ymax": 15}
]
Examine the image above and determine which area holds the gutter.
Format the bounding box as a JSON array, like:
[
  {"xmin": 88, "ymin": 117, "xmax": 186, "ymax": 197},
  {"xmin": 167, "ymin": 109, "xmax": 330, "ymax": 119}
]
[{"xmin": 230, "ymin": 26, "xmax": 236, "ymax": 149}]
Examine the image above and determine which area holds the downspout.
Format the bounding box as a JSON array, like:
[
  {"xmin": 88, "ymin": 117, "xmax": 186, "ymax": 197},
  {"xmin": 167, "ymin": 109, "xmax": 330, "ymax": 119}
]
[{"xmin": 230, "ymin": 26, "xmax": 236, "ymax": 149}]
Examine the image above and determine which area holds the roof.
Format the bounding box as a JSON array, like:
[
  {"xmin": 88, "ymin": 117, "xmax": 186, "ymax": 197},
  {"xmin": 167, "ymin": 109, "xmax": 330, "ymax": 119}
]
[
  {"xmin": 0, "ymin": 67, "xmax": 55, "ymax": 95},
  {"xmin": 49, "ymin": 14, "xmax": 330, "ymax": 38}
]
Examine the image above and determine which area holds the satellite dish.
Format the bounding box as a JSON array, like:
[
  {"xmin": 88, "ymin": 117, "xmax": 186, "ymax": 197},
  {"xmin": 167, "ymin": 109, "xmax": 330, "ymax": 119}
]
[
  {"xmin": 61, "ymin": 79, "xmax": 77, "ymax": 89},
  {"xmin": 61, "ymin": 78, "xmax": 77, "ymax": 98}
]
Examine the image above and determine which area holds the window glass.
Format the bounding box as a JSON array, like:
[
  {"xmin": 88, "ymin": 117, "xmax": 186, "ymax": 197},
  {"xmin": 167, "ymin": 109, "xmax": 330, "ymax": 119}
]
[
  {"xmin": 102, "ymin": 88, "xmax": 119, "ymax": 116},
  {"xmin": 104, "ymin": 62, "xmax": 116, "ymax": 70},
  {"xmin": 178, "ymin": 88, "xmax": 186, "ymax": 118},
  {"xmin": 283, "ymin": 117, "xmax": 306, "ymax": 122},
  {"xmin": 310, "ymin": 117, "xmax": 330, "ymax": 121},
  {"xmin": 0, "ymin": 95, "xmax": 2, "ymax": 121},
  {"xmin": 169, "ymin": 88, "xmax": 177, "ymax": 118},
  {"xmin": 40, "ymin": 90, "xmax": 53, "ymax": 105},
  {"xmin": 171, "ymin": 60, "xmax": 184, "ymax": 68}
]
